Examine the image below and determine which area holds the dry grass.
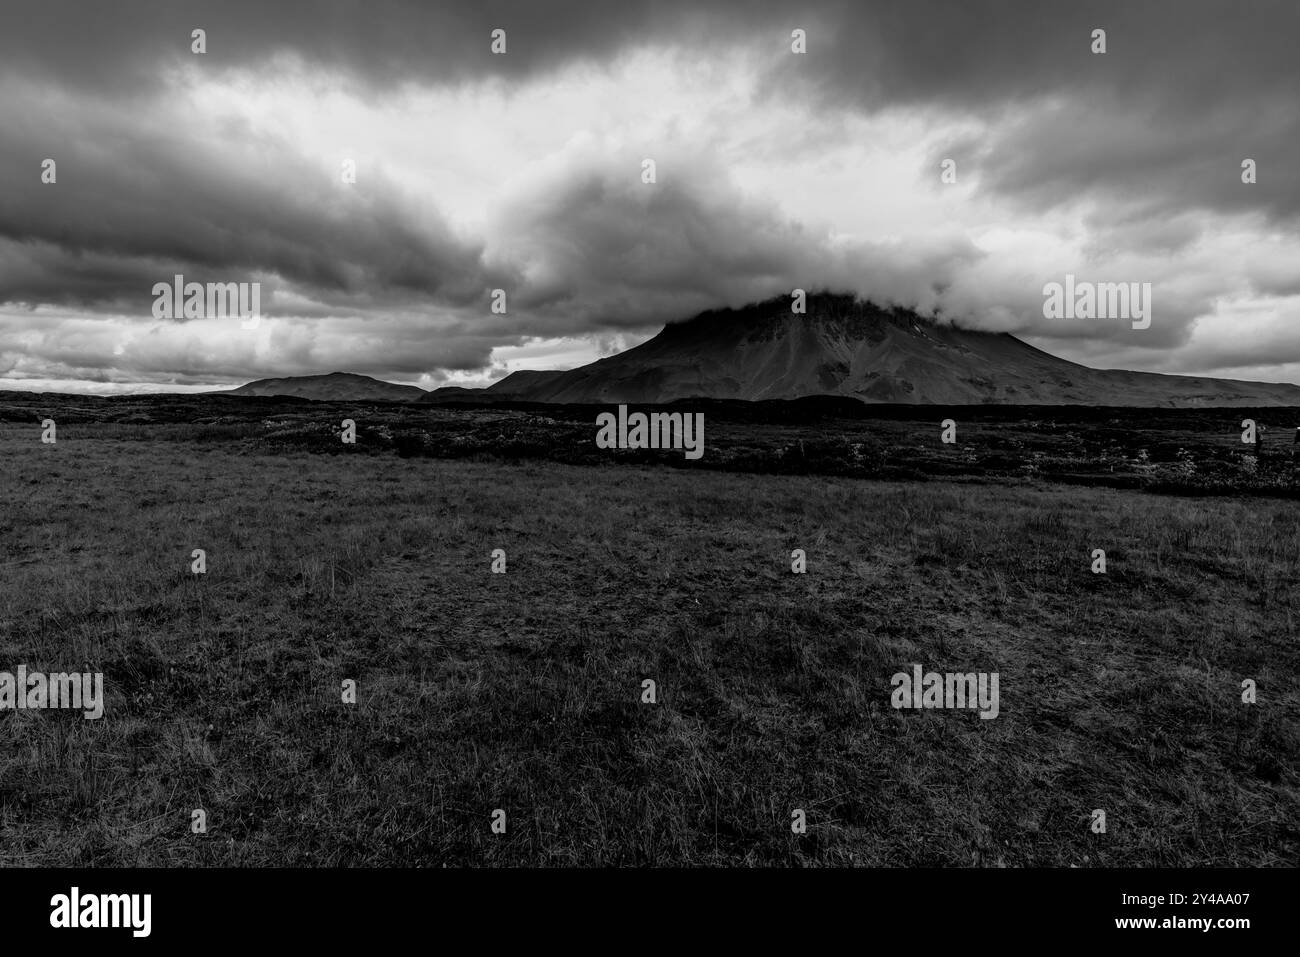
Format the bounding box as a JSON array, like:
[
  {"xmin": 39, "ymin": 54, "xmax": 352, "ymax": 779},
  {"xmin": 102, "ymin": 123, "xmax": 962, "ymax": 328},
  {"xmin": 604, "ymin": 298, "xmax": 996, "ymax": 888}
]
[{"xmin": 0, "ymin": 427, "xmax": 1296, "ymax": 865}]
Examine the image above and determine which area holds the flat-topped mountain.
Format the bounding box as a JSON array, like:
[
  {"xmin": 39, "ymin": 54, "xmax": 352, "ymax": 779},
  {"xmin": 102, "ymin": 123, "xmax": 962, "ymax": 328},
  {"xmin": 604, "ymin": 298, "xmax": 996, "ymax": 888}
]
[
  {"xmin": 218, "ymin": 296, "xmax": 1300, "ymax": 407},
  {"xmin": 421, "ymin": 294, "xmax": 1300, "ymax": 407},
  {"xmin": 225, "ymin": 372, "xmax": 426, "ymax": 402}
]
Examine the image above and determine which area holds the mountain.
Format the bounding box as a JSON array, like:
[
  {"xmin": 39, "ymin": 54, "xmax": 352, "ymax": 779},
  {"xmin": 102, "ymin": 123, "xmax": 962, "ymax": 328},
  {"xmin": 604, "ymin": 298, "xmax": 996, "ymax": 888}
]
[
  {"xmin": 483, "ymin": 369, "xmax": 568, "ymax": 395},
  {"xmin": 422, "ymin": 294, "xmax": 1300, "ymax": 407},
  {"xmin": 225, "ymin": 372, "xmax": 426, "ymax": 402},
  {"xmin": 423, "ymin": 370, "xmax": 570, "ymax": 404}
]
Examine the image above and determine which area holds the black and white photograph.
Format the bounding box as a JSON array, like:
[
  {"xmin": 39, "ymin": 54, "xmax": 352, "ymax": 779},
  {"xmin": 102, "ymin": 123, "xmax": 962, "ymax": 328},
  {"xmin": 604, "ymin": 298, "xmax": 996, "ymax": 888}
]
[{"xmin": 0, "ymin": 0, "xmax": 1294, "ymax": 942}]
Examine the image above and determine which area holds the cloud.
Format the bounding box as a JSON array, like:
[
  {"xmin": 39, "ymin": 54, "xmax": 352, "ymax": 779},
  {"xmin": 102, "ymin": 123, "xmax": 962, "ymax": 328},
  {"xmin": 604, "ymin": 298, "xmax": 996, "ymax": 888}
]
[
  {"xmin": 1, "ymin": 0, "xmax": 1299, "ymax": 390},
  {"xmin": 479, "ymin": 141, "xmax": 987, "ymax": 337},
  {"xmin": 0, "ymin": 79, "xmax": 503, "ymax": 313},
  {"xmin": 966, "ymin": 95, "xmax": 1300, "ymax": 228},
  {"xmin": 5, "ymin": 0, "xmax": 1297, "ymax": 229}
]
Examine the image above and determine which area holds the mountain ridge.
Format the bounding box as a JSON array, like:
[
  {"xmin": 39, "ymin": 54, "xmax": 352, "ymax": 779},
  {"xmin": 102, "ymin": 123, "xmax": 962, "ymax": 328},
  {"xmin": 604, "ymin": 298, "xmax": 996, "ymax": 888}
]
[
  {"xmin": 424, "ymin": 294, "xmax": 1300, "ymax": 407},
  {"xmin": 220, "ymin": 295, "xmax": 1300, "ymax": 407}
]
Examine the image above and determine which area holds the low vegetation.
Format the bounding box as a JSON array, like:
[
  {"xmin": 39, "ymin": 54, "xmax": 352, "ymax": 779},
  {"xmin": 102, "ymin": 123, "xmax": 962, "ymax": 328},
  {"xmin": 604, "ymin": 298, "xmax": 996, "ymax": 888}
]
[{"xmin": 0, "ymin": 407, "xmax": 1295, "ymax": 865}]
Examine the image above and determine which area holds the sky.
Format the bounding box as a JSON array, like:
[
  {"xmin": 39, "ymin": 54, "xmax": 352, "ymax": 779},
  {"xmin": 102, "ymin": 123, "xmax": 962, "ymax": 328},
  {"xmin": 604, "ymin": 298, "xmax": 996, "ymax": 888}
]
[{"xmin": 1, "ymin": 0, "xmax": 1298, "ymax": 394}]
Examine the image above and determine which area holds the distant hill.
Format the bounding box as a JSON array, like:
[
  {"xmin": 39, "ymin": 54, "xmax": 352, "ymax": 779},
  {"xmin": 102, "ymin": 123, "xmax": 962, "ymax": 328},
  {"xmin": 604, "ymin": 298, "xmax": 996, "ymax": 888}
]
[
  {"xmin": 225, "ymin": 372, "xmax": 426, "ymax": 402},
  {"xmin": 421, "ymin": 293, "xmax": 1300, "ymax": 408},
  {"xmin": 422, "ymin": 370, "xmax": 567, "ymax": 404}
]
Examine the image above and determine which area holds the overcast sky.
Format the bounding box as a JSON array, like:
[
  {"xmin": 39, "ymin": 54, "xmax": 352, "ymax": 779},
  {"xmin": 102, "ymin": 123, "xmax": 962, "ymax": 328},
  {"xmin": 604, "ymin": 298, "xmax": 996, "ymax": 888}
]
[{"xmin": 1, "ymin": 0, "xmax": 1297, "ymax": 393}]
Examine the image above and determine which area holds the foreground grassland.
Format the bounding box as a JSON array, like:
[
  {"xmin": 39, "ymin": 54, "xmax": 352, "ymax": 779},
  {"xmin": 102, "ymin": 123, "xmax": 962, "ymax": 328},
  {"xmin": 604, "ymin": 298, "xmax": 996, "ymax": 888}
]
[{"xmin": 0, "ymin": 428, "xmax": 1296, "ymax": 866}]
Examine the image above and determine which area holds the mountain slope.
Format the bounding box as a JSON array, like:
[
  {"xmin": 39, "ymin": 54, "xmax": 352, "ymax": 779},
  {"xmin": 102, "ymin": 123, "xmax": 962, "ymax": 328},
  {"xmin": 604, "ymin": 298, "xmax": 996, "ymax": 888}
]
[
  {"xmin": 226, "ymin": 372, "xmax": 426, "ymax": 402},
  {"xmin": 439, "ymin": 294, "xmax": 1300, "ymax": 407}
]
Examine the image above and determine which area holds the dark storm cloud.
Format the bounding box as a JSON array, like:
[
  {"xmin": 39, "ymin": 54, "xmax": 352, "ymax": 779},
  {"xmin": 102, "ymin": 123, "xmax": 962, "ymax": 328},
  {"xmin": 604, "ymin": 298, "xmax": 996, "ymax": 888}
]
[
  {"xmin": 4, "ymin": 0, "xmax": 1293, "ymax": 226},
  {"xmin": 0, "ymin": 90, "xmax": 507, "ymax": 313},
  {"xmin": 0, "ymin": 0, "xmax": 749, "ymax": 94},
  {"xmin": 484, "ymin": 153, "xmax": 984, "ymax": 336},
  {"xmin": 8, "ymin": 0, "xmax": 1293, "ymax": 118},
  {"xmin": 962, "ymin": 93, "xmax": 1300, "ymax": 227}
]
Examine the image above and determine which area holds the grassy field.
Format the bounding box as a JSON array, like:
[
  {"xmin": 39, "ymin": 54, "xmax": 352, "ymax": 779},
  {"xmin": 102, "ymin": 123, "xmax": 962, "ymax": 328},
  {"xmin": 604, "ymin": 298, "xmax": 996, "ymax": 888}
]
[{"xmin": 0, "ymin": 424, "xmax": 1296, "ymax": 866}]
